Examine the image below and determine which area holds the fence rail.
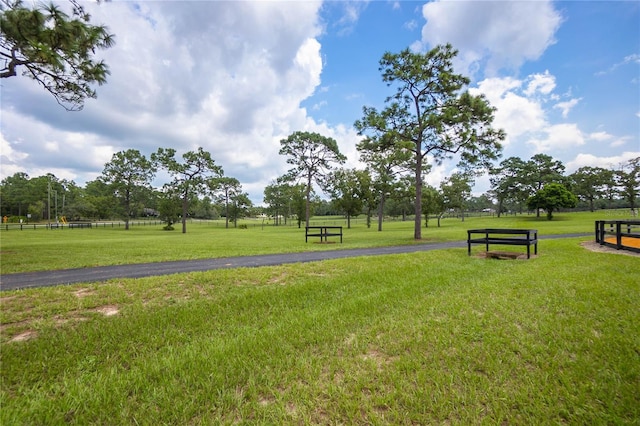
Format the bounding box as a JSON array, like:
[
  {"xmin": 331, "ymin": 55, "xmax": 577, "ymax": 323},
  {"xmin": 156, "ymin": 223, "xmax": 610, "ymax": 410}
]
[
  {"xmin": 595, "ymin": 220, "xmax": 640, "ymax": 253},
  {"xmin": 0, "ymin": 220, "xmax": 165, "ymax": 231}
]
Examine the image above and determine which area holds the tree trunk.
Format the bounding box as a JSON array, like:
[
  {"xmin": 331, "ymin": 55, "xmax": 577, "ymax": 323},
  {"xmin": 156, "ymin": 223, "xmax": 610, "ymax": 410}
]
[
  {"xmin": 225, "ymin": 192, "xmax": 229, "ymax": 229},
  {"xmin": 377, "ymin": 196, "xmax": 385, "ymax": 232},
  {"xmin": 414, "ymin": 151, "xmax": 423, "ymax": 240},
  {"xmin": 305, "ymin": 175, "xmax": 312, "ymax": 228},
  {"xmin": 181, "ymin": 196, "xmax": 188, "ymax": 234}
]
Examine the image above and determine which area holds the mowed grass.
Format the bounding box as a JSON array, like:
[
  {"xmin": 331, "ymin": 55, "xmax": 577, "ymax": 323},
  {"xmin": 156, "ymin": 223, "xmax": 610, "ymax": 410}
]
[
  {"xmin": 1, "ymin": 237, "xmax": 639, "ymax": 424},
  {"xmin": 0, "ymin": 210, "xmax": 617, "ymax": 274}
]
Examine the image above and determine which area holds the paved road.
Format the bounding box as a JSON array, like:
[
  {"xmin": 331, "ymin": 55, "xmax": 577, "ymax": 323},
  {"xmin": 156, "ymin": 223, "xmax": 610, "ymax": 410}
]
[{"xmin": 0, "ymin": 234, "xmax": 590, "ymax": 291}]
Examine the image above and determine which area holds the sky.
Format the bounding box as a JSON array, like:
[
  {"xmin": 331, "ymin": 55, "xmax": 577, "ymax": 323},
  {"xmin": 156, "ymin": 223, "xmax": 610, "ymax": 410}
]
[{"xmin": 1, "ymin": 0, "xmax": 639, "ymax": 205}]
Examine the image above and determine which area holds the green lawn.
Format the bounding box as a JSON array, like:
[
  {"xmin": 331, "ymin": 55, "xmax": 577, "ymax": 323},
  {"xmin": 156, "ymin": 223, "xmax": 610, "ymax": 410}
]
[
  {"xmin": 0, "ymin": 210, "xmax": 616, "ymax": 274},
  {"xmin": 1, "ymin": 212, "xmax": 638, "ymax": 424}
]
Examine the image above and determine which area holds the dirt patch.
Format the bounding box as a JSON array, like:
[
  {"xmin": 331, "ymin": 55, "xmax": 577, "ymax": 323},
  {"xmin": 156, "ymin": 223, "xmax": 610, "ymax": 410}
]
[
  {"xmin": 10, "ymin": 330, "xmax": 37, "ymax": 342},
  {"xmin": 74, "ymin": 288, "xmax": 96, "ymax": 298},
  {"xmin": 94, "ymin": 305, "xmax": 119, "ymax": 316},
  {"xmin": 475, "ymin": 251, "xmax": 537, "ymax": 260},
  {"xmin": 581, "ymin": 241, "xmax": 640, "ymax": 258}
]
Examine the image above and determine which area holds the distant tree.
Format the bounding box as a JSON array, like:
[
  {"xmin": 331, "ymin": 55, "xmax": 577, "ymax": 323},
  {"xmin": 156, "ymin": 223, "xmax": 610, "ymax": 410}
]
[
  {"xmin": 157, "ymin": 191, "xmax": 181, "ymax": 231},
  {"xmin": 326, "ymin": 168, "xmax": 369, "ymax": 229},
  {"xmin": 84, "ymin": 178, "xmax": 115, "ymax": 219},
  {"xmin": 526, "ymin": 183, "xmax": 577, "ymax": 220},
  {"xmin": 440, "ymin": 172, "xmax": 473, "ymax": 222},
  {"xmin": 227, "ymin": 191, "xmax": 252, "ymax": 227},
  {"xmin": 422, "ymin": 184, "xmax": 444, "ymax": 227},
  {"xmin": 489, "ymin": 156, "xmax": 528, "ymax": 216},
  {"xmin": 279, "ymin": 131, "xmax": 346, "ymax": 228},
  {"xmin": 263, "ymin": 179, "xmax": 291, "ymax": 225},
  {"xmin": 569, "ymin": 166, "xmax": 610, "ymax": 212},
  {"xmin": 208, "ymin": 176, "xmax": 242, "ymax": 229},
  {"xmin": 101, "ymin": 149, "xmax": 155, "ymax": 230},
  {"xmin": 289, "ymin": 184, "xmax": 308, "ymax": 228},
  {"xmin": 467, "ymin": 193, "xmax": 495, "ymax": 213},
  {"xmin": 152, "ymin": 147, "xmax": 223, "ymax": 234},
  {"xmin": 355, "ymin": 44, "xmax": 504, "ymax": 239},
  {"xmin": 192, "ymin": 196, "xmax": 218, "ymax": 220},
  {"xmin": 0, "ymin": 172, "xmax": 30, "ymax": 217},
  {"xmin": 524, "ymin": 154, "xmax": 566, "ymax": 217},
  {"xmin": 387, "ymin": 176, "xmax": 415, "ymax": 221},
  {"xmin": 616, "ymin": 157, "xmax": 640, "ymax": 211},
  {"xmin": 0, "ymin": 0, "xmax": 115, "ymax": 110},
  {"xmin": 357, "ymin": 132, "xmax": 413, "ymax": 231}
]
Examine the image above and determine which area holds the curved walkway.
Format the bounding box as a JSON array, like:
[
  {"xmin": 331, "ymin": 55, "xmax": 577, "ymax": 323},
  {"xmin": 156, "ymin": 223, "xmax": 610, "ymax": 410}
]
[{"xmin": 0, "ymin": 234, "xmax": 590, "ymax": 291}]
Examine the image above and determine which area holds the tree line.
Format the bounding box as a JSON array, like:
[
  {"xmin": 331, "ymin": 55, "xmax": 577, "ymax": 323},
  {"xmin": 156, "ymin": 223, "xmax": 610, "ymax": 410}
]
[{"xmin": 0, "ymin": 148, "xmax": 252, "ymax": 233}]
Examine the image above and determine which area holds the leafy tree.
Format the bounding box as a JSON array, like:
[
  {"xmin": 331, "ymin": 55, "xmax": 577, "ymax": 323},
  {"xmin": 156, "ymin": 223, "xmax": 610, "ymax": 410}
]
[
  {"xmin": 489, "ymin": 156, "xmax": 528, "ymax": 216},
  {"xmin": 386, "ymin": 176, "xmax": 415, "ymax": 221},
  {"xmin": 100, "ymin": 149, "xmax": 155, "ymax": 230},
  {"xmin": 526, "ymin": 183, "xmax": 577, "ymax": 220},
  {"xmin": 569, "ymin": 166, "xmax": 610, "ymax": 212},
  {"xmin": 357, "ymin": 132, "xmax": 413, "ymax": 231},
  {"xmin": 355, "ymin": 44, "xmax": 504, "ymax": 239},
  {"xmin": 263, "ymin": 180, "xmax": 307, "ymax": 226},
  {"xmin": 227, "ymin": 191, "xmax": 252, "ymax": 227},
  {"xmin": 0, "ymin": 0, "xmax": 115, "ymax": 110},
  {"xmin": 289, "ymin": 184, "xmax": 308, "ymax": 228},
  {"xmin": 440, "ymin": 172, "xmax": 473, "ymax": 222},
  {"xmin": 84, "ymin": 178, "xmax": 115, "ymax": 219},
  {"xmin": 192, "ymin": 196, "xmax": 218, "ymax": 220},
  {"xmin": 0, "ymin": 172, "xmax": 30, "ymax": 217},
  {"xmin": 524, "ymin": 154, "xmax": 566, "ymax": 217},
  {"xmin": 152, "ymin": 147, "xmax": 223, "ymax": 233},
  {"xmin": 157, "ymin": 191, "xmax": 181, "ymax": 230},
  {"xmin": 279, "ymin": 131, "xmax": 346, "ymax": 228},
  {"xmin": 263, "ymin": 181, "xmax": 283, "ymax": 225},
  {"xmin": 467, "ymin": 193, "xmax": 495, "ymax": 213},
  {"xmin": 616, "ymin": 157, "xmax": 640, "ymax": 211},
  {"xmin": 209, "ymin": 176, "xmax": 243, "ymax": 229},
  {"xmin": 422, "ymin": 184, "xmax": 444, "ymax": 227},
  {"xmin": 326, "ymin": 168, "xmax": 368, "ymax": 229}
]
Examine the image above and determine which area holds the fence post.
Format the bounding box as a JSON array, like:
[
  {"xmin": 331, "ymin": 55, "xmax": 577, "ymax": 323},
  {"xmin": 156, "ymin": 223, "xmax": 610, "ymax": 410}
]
[{"xmin": 616, "ymin": 221, "xmax": 622, "ymax": 249}]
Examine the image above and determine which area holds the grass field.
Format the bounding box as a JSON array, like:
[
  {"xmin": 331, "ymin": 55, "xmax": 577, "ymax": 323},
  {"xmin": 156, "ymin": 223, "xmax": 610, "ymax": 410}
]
[
  {"xmin": 0, "ymin": 210, "xmax": 621, "ymax": 274},
  {"xmin": 1, "ymin": 211, "xmax": 639, "ymax": 424}
]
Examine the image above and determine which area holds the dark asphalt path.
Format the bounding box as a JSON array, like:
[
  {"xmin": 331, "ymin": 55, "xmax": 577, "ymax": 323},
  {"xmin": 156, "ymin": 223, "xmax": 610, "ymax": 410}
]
[{"xmin": 0, "ymin": 234, "xmax": 590, "ymax": 291}]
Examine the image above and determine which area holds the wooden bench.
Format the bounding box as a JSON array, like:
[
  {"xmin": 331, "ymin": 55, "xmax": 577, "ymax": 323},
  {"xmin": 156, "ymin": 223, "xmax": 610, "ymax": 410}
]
[
  {"xmin": 305, "ymin": 226, "xmax": 343, "ymax": 243},
  {"xmin": 467, "ymin": 228, "xmax": 538, "ymax": 259}
]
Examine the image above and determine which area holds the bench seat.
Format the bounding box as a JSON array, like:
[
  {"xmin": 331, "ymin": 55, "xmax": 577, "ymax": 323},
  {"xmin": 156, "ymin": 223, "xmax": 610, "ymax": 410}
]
[
  {"xmin": 467, "ymin": 229, "xmax": 538, "ymax": 259},
  {"xmin": 305, "ymin": 226, "xmax": 343, "ymax": 243}
]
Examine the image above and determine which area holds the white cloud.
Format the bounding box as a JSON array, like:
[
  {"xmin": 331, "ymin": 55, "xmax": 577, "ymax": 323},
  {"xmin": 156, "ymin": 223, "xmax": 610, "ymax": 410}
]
[
  {"xmin": 528, "ymin": 123, "xmax": 585, "ymax": 153},
  {"xmin": 0, "ymin": 133, "xmax": 30, "ymax": 178},
  {"xmin": 596, "ymin": 53, "xmax": 640, "ymax": 76},
  {"xmin": 470, "ymin": 77, "xmax": 546, "ymax": 146},
  {"xmin": 588, "ymin": 131, "xmax": 613, "ymax": 142},
  {"xmin": 524, "ymin": 71, "xmax": 556, "ymax": 96},
  {"xmin": 610, "ymin": 136, "xmax": 633, "ymax": 148},
  {"xmin": 0, "ymin": 1, "xmax": 327, "ymax": 203},
  {"xmin": 566, "ymin": 151, "xmax": 640, "ymax": 172},
  {"xmin": 418, "ymin": 0, "xmax": 562, "ymax": 76},
  {"xmin": 554, "ymin": 98, "xmax": 581, "ymax": 118}
]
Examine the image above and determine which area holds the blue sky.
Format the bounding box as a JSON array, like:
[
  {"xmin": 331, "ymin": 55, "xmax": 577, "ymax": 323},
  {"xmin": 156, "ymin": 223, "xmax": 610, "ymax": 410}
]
[{"xmin": 1, "ymin": 1, "xmax": 638, "ymax": 205}]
